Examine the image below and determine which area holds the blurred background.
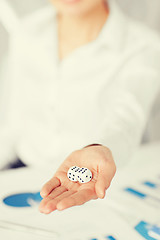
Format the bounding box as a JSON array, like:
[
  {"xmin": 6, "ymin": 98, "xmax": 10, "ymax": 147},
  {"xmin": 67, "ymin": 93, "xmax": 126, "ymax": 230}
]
[
  {"xmin": 0, "ymin": 3, "xmax": 159, "ymax": 239},
  {"xmin": 0, "ymin": 0, "xmax": 160, "ymax": 143}
]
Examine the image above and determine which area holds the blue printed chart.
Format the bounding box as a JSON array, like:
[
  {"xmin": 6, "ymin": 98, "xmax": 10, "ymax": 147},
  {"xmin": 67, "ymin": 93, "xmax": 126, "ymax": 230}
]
[
  {"xmin": 1, "ymin": 143, "xmax": 160, "ymax": 240},
  {"xmin": 1, "ymin": 188, "xmax": 119, "ymax": 240},
  {"xmin": 89, "ymin": 236, "xmax": 117, "ymax": 240},
  {"xmin": 124, "ymin": 174, "xmax": 160, "ymax": 210},
  {"xmin": 3, "ymin": 192, "xmax": 42, "ymax": 208},
  {"xmin": 124, "ymin": 175, "xmax": 160, "ymax": 240},
  {"xmin": 135, "ymin": 221, "xmax": 160, "ymax": 240},
  {"xmin": 0, "ymin": 168, "xmax": 142, "ymax": 240},
  {"xmin": 106, "ymin": 143, "xmax": 160, "ymax": 240}
]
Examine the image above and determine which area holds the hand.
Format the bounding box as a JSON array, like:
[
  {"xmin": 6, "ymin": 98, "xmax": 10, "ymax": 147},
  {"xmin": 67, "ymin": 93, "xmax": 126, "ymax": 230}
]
[{"xmin": 39, "ymin": 145, "xmax": 116, "ymax": 214}]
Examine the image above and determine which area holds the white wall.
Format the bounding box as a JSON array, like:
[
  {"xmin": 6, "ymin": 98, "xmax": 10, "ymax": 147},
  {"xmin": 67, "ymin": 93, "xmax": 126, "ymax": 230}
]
[
  {"xmin": 117, "ymin": 0, "xmax": 160, "ymax": 31},
  {"xmin": 2, "ymin": 0, "xmax": 160, "ymax": 31}
]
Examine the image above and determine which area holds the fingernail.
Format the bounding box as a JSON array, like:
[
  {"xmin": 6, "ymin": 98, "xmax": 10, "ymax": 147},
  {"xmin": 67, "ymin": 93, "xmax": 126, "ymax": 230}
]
[
  {"xmin": 40, "ymin": 191, "xmax": 47, "ymax": 198},
  {"xmin": 57, "ymin": 203, "xmax": 65, "ymax": 211},
  {"xmin": 57, "ymin": 205, "xmax": 63, "ymax": 211},
  {"xmin": 99, "ymin": 191, "xmax": 105, "ymax": 199},
  {"xmin": 39, "ymin": 207, "xmax": 49, "ymax": 214}
]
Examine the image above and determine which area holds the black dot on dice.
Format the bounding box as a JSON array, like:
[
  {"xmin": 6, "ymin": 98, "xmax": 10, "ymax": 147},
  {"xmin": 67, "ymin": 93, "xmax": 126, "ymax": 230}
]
[
  {"xmin": 90, "ymin": 176, "xmax": 92, "ymax": 178},
  {"xmin": 72, "ymin": 178, "xmax": 74, "ymax": 180},
  {"xmin": 73, "ymin": 175, "xmax": 75, "ymax": 176},
  {"xmin": 69, "ymin": 173, "xmax": 71, "ymax": 175},
  {"xmin": 86, "ymin": 176, "xmax": 88, "ymax": 177},
  {"xmin": 69, "ymin": 176, "xmax": 71, "ymax": 178}
]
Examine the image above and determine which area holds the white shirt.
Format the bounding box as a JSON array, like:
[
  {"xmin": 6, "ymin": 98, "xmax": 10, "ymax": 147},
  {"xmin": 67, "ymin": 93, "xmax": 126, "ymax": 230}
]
[{"xmin": 0, "ymin": 0, "xmax": 160, "ymax": 169}]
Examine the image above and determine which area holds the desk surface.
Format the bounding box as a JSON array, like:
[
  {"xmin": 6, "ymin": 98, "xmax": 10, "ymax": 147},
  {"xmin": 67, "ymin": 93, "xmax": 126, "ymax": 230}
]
[{"xmin": 0, "ymin": 142, "xmax": 160, "ymax": 240}]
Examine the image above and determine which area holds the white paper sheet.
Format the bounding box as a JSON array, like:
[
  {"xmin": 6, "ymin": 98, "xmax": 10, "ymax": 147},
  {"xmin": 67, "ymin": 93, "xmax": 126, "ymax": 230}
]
[
  {"xmin": 105, "ymin": 142, "xmax": 160, "ymax": 240},
  {"xmin": 0, "ymin": 168, "xmax": 142, "ymax": 240}
]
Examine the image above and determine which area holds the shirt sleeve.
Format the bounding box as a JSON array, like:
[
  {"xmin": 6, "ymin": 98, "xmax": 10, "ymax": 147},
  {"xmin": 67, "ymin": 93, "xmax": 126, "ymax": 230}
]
[
  {"xmin": 95, "ymin": 43, "xmax": 160, "ymax": 167},
  {"xmin": 0, "ymin": 55, "xmax": 17, "ymax": 169}
]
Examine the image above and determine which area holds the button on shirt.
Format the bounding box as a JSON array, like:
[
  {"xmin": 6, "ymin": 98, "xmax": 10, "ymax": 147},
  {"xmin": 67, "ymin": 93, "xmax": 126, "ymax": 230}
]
[{"xmin": 0, "ymin": 0, "xmax": 160, "ymax": 169}]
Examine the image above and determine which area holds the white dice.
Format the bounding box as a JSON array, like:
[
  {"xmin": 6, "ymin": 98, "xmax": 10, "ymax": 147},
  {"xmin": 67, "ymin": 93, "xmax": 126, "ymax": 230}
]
[
  {"xmin": 77, "ymin": 168, "xmax": 92, "ymax": 183},
  {"xmin": 67, "ymin": 166, "xmax": 80, "ymax": 182},
  {"xmin": 67, "ymin": 166, "xmax": 92, "ymax": 184}
]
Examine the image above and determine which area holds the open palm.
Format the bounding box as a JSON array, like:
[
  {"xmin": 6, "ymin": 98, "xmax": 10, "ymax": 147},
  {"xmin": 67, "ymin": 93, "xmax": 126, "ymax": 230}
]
[{"xmin": 39, "ymin": 145, "xmax": 116, "ymax": 214}]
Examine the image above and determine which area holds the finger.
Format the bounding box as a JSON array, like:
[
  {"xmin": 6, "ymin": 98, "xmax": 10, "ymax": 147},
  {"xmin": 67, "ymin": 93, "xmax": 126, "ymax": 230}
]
[
  {"xmin": 40, "ymin": 177, "xmax": 61, "ymax": 198},
  {"xmin": 57, "ymin": 188, "xmax": 96, "ymax": 211},
  {"xmin": 39, "ymin": 186, "xmax": 67, "ymax": 213},
  {"xmin": 40, "ymin": 190, "xmax": 76, "ymax": 214},
  {"xmin": 95, "ymin": 162, "xmax": 116, "ymax": 199},
  {"xmin": 49, "ymin": 185, "xmax": 68, "ymax": 198}
]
